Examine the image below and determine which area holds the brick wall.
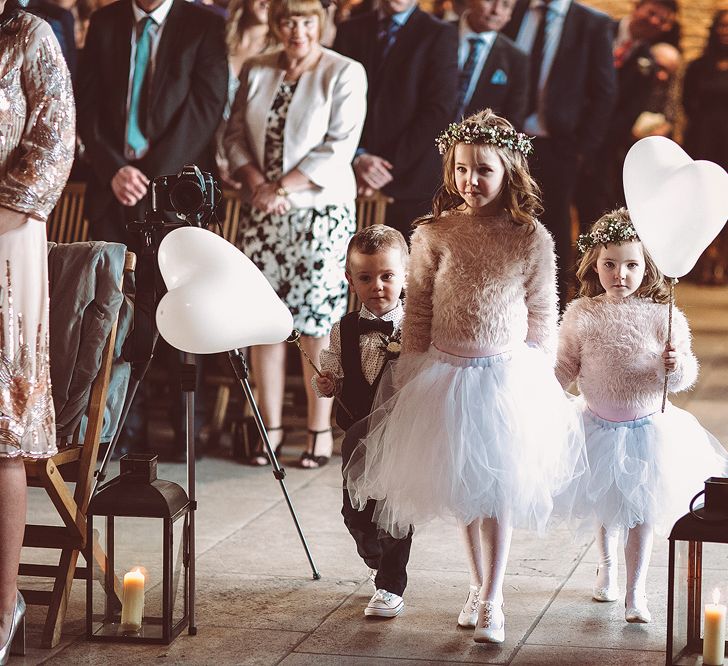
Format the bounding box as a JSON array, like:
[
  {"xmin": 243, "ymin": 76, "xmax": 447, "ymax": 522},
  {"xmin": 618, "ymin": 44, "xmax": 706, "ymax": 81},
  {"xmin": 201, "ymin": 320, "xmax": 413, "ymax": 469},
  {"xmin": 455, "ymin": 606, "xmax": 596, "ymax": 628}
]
[{"xmin": 583, "ymin": 0, "xmax": 727, "ymax": 61}]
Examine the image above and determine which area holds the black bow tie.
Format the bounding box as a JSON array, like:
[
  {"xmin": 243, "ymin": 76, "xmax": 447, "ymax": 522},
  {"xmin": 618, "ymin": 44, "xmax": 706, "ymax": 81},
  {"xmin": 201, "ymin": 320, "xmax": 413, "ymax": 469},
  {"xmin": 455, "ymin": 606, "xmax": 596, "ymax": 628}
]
[{"xmin": 359, "ymin": 317, "xmax": 394, "ymax": 336}]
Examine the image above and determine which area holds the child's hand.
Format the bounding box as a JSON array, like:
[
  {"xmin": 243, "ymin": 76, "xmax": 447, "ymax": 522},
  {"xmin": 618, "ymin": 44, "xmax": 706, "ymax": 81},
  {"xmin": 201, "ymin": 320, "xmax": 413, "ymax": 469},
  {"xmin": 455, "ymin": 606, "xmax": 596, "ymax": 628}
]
[
  {"xmin": 663, "ymin": 343, "xmax": 678, "ymax": 373},
  {"xmin": 315, "ymin": 372, "xmax": 336, "ymax": 397}
]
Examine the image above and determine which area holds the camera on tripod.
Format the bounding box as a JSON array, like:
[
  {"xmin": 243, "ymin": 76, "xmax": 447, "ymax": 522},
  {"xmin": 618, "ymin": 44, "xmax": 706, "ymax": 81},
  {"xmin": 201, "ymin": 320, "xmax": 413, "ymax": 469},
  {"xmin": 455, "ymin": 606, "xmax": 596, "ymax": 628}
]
[{"xmin": 151, "ymin": 164, "xmax": 221, "ymax": 226}]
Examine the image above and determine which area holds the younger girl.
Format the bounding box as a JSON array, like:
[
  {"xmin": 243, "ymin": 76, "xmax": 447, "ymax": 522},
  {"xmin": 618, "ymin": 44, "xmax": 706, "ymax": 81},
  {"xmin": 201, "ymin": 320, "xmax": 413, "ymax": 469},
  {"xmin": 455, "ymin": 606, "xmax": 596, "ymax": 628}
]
[
  {"xmin": 345, "ymin": 110, "xmax": 584, "ymax": 644},
  {"xmin": 556, "ymin": 209, "xmax": 728, "ymax": 623}
]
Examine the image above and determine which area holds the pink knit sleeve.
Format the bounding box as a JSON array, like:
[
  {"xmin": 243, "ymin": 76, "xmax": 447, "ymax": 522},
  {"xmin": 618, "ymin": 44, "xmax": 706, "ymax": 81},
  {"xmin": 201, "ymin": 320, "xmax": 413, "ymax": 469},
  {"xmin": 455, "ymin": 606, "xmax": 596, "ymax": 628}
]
[
  {"xmin": 665, "ymin": 307, "xmax": 699, "ymax": 392},
  {"xmin": 523, "ymin": 223, "xmax": 559, "ymax": 357},
  {"xmin": 555, "ymin": 300, "xmax": 582, "ymax": 390},
  {"xmin": 402, "ymin": 225, "xmax": 437, "ymax": 354}
]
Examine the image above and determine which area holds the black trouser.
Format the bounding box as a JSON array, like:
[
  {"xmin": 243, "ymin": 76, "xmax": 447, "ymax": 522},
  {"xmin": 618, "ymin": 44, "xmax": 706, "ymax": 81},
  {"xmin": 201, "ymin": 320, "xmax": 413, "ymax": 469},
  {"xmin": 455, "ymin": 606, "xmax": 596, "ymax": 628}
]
[
  {"xmin": 529, "ymin": 138, "xmax": 581, "ymax": 311},
  {"xmin": 341, "ymin": 418, "xmax": 412, "ymax": 597}
]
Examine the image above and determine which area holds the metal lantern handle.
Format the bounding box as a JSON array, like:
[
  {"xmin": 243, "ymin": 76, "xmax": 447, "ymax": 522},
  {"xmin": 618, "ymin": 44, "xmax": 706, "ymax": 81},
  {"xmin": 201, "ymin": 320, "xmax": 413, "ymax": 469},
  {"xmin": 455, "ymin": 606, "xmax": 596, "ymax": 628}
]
[{"xmin": 689, "ymin": 489, "xmax": 728, "ymax": 523}]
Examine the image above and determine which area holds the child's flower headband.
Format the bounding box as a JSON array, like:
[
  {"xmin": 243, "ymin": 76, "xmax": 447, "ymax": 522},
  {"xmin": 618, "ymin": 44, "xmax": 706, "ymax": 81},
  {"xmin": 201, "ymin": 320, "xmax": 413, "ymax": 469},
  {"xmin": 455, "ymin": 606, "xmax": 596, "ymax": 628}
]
[
  {"xmin": 435, "ymin": 121, "xmax": 534, "ymax": 156},
  {"xmin": 576, "ymin": 217, "xmax": 639, "ymax": 255}
]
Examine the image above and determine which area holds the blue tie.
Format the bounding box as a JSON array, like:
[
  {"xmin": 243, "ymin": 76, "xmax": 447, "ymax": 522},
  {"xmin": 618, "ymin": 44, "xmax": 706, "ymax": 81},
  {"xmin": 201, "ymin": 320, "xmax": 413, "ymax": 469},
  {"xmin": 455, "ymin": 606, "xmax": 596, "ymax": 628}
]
[
  {"xmin": 377, "ymin": 17, "xmax": 402, "ymax": 64},
  {"xmin": 127, "ymin": 17, "xmax": 154, "ymax": 155},
  {"xmin": 455, "ymin": 36, "xmax": 485, "ymax": 119}
]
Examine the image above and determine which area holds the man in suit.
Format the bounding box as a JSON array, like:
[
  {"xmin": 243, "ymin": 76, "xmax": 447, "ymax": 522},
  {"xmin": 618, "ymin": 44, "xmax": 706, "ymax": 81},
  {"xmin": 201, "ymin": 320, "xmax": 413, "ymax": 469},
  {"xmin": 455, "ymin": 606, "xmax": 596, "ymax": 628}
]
[
  {"xmin": 455, "ymin": 0, "xmax": 528, "ymax": 130},
  {"xmin": 334, "ymin": 0, "xmax": 459, "ymax": 237},
  {"xmin": 77, "ymin": 0, "xmax": 228, "ymax": 246},
  {"xmin": 576, "ymin": 0, "xmax": 678, "ymax": 226},
  {"xmin": 77, "ymin": 0, "xmax": 227, "ymax": 457},
  {"xmin": 503, "ymin": 0, "xmax": 616, "ymax": 307}
]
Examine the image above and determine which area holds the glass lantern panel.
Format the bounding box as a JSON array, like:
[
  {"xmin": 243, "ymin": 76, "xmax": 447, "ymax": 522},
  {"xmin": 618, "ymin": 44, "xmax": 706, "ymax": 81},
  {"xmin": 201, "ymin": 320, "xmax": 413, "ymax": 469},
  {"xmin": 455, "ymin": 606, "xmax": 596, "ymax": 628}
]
[
  {"xmin": 171, "ymin": 514, "xmax": 188, "ymax": 629},
  {"xmin": 89, "ymin": 515, "xmax": 166, "ymax": 640},
  {"xmin": 672, "ymin": 541, "xmax": 728, "ymax": 665}
]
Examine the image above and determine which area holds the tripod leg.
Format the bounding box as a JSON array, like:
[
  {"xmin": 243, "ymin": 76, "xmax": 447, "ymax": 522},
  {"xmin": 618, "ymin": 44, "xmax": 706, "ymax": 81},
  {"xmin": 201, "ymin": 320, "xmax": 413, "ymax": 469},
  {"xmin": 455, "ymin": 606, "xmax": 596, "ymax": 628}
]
[{"xmin": 228, "ymin": 350, "xmax": 321, "ymax": 580}]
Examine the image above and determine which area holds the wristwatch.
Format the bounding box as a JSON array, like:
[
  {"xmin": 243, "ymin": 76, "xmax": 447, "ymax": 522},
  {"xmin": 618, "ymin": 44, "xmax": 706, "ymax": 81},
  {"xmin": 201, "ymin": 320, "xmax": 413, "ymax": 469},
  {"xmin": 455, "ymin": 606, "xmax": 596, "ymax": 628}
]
[{"xmin": 275, "ymin": 181, "xmax": 289, "ymax": 198}]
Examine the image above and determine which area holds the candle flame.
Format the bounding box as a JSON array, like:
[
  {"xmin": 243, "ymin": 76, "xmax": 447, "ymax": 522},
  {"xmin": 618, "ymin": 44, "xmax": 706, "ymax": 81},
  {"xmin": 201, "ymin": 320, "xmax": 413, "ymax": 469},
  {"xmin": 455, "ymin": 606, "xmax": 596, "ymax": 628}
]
[{"xmin": 713, "ymin": 588, "xmax": 721, "ymax": 605}]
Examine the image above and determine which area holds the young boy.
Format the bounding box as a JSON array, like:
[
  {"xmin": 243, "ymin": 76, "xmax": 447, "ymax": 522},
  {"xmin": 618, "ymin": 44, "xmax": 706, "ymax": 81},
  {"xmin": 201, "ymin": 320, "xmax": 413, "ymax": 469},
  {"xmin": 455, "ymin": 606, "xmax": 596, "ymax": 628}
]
[{"xmin": 314, "ymin": 225, "xmax": 412, "ymax": 619}]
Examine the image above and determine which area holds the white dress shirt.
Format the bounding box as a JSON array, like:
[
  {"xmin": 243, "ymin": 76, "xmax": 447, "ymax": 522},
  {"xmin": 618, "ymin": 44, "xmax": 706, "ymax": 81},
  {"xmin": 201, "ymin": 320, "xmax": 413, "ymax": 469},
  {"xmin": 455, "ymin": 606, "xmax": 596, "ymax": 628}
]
[
  {"xmin": 314, "ymin": 301, "xmax": 405, "ymax": 397},
  {"xmin": 515, "ymin": 0, "xmax": 572, "ymax": 137},
  {"xmin": 458, "ymin": 14, "xmax": 497, "ymax": 113},
  {"xmin": 125, "ymin": 0, "xmax": 174, "ymax": 159}
]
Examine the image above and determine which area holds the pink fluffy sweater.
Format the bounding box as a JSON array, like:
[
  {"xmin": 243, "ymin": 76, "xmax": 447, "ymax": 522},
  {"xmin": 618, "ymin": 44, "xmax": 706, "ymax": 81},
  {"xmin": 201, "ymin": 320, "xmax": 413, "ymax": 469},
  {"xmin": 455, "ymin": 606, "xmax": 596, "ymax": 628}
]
[
  {"xmin": 402, "ymin": 210, "xmax": 558, "ymax": 358},
  {"xmin": 556, "ymin": 296, "xmax": 698, "ymax": 420}
]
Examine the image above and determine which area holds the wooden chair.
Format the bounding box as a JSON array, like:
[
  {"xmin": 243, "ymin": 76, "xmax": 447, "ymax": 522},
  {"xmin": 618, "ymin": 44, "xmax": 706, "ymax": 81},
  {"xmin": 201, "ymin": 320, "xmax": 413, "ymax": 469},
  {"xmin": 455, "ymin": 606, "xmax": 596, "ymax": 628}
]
[
  {"xmin": 20, "ymin": 250, "xmax": 136, "ymax": 648},
  {"xmin": 46, "ymin": 182, "xmax": 89, "ymax": 244}
]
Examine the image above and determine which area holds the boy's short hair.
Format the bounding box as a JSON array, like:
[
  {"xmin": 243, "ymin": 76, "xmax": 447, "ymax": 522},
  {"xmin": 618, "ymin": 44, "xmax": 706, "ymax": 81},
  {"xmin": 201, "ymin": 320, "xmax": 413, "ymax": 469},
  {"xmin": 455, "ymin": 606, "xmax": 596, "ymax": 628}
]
[{"xmin": 345, "ymin": 225, "xmax": 409, "ymax": 272}]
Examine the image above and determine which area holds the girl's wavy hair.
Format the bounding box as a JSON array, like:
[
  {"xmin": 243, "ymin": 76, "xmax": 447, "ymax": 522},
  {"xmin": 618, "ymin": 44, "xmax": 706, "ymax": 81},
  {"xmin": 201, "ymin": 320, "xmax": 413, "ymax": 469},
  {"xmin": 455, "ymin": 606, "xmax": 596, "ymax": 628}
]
[
  {"xmin": 415, "ymin": 109, "xmax": 542, "ymax": 230},
  {"xmin": 576, "ymin": 208, "xmax": 671, "ymax": 303}
]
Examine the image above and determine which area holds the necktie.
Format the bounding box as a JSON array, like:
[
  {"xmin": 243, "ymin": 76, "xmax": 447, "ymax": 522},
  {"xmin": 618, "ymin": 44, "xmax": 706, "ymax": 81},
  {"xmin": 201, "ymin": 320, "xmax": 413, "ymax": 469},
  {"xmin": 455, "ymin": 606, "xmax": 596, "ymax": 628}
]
[
  {"xmin": 455, "ymin": 36, "xmax": 485, "ymax": 119},
  {"xmin": 359, "ymin": 317, "xmax": 395, "ymax": 336},
  {"xmin": 527, "ymin": 1, "xmax": 550, "ymax": 116},
  {"xmin": 377, "ymin": 17, "xmax": 401, "ymax": 64},
  {"xmin": 127, "ymin": 17, "xmax": 154, "ymax": 156},
  {"xmin": 613, "ymin": 39, "xmax": 633, "ymax": 69}
]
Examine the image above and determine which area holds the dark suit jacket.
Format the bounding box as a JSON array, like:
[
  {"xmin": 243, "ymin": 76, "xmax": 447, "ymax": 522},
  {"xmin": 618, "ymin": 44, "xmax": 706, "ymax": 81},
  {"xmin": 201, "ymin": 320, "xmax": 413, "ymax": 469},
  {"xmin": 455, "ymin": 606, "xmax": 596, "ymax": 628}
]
[
  {"xmin": 76, "ymin": 0, "xmax": 227, "ymax": 227},
  {"xmin": 334, "ymin": 9, "xmax": 458, "ymax": 202},
  {"xmin": 503, "ymin": 0, "xmax": 616, "ymax": 157},
  {"xmin": 462, "ymin": 32, "xmax": 529, "ymax": 130}
]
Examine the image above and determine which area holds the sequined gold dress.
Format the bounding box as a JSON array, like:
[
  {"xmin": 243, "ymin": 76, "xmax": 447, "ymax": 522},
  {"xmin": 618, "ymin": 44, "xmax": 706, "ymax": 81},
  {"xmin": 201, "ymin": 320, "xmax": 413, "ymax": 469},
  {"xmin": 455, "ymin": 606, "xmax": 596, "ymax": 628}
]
[{"xmin": 0, "ymin": 13, "xmax": 75, "ymax": 458}]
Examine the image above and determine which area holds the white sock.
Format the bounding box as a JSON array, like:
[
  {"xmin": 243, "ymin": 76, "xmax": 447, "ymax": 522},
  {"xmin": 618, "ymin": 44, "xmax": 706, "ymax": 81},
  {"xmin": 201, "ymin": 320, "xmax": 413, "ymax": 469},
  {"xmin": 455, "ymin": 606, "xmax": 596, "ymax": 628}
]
[
  {"xmin": 594, "ymin": 523, "xmax": 619, "ymax": 592},
  {"xmin": 625, "ymin": 522, "xmax": 653, "ymax": 608},
  {"xmin": 479, "ymin": 516, "xmax": 513, "ymax": 606}
]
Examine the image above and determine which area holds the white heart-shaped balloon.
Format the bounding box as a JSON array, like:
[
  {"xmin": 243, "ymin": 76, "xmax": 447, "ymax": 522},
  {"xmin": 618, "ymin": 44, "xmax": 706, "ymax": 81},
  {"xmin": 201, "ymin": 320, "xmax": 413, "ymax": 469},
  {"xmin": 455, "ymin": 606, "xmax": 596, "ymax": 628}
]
[
  {"xmin": 623, "ymin": 136, "xmax": 728, "ymax": 278},
  {"xmin": 156, "ymin": 227, "xmax": 293, "ymax": 354}
]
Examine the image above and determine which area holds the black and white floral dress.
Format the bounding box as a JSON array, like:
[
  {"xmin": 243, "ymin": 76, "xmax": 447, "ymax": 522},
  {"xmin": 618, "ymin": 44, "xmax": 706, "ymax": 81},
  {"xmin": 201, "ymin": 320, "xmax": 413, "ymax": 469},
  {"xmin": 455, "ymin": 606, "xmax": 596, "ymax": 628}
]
[{"xmin": 238, "ymin": 80, "xmax": 355, "ymax": 337}]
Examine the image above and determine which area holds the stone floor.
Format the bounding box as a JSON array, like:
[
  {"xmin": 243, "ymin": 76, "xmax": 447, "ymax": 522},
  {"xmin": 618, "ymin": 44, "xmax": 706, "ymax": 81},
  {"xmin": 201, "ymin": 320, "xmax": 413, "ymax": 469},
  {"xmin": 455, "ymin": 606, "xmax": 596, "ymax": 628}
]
[{"xmin": 17, "ymin": 283, "xmax": 728, "ymax": 665}]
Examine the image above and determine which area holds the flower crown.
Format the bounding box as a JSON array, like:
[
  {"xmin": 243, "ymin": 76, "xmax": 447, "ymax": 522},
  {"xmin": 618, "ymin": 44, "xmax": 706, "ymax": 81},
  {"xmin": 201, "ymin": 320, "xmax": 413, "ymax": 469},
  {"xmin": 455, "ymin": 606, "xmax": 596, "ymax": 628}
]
[
  {"xmin": 435, "ymin": 121, "xmax": 534, "ymax": 156},
  {"xmin": 576, "ymin": 217, "xmax": 639, "ymax": 255}
]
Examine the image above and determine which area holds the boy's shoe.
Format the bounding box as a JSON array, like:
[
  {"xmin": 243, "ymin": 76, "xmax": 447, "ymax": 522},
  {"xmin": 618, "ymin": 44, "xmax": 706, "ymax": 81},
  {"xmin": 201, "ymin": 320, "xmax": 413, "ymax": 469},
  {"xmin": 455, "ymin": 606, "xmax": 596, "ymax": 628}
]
[
  {"xmin": 364, "ymin": 589, "xmax": 404, "ymax": 618},
  {"xmin": 457, "ymin": 585, "xmax": 481, "ymax": 628}
]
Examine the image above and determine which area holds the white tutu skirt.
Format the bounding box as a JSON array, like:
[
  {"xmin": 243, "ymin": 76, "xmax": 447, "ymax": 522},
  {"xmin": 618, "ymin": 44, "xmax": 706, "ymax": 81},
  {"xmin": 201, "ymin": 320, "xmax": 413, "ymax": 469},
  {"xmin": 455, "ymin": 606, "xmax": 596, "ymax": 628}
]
[
  {"xmin": 575, "ymin": 400, "xmax": 728, "ymax": 536},
  {"xmin": 344, "ymin": 346, "xmax": 586, "ymax": 538}
]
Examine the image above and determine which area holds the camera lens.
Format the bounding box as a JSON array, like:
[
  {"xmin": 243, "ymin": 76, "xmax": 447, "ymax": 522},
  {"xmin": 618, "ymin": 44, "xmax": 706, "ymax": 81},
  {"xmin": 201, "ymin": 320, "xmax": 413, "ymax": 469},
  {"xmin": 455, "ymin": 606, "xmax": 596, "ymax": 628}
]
[{"xmin": 169, "ymin": 179, "xmax": 205, "ymax": 215}]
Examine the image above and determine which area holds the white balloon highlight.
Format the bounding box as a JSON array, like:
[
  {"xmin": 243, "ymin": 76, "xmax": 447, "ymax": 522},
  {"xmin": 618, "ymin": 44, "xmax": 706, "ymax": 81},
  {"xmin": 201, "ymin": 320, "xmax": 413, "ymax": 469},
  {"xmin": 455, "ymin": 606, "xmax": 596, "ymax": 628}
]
[
  {"xmin": 155, "ymin": 227, "xmax": 293, "ymax": 354},
  {"xmin": 623, "ymin": 136, "xmax": 728, "ymax": 278}
]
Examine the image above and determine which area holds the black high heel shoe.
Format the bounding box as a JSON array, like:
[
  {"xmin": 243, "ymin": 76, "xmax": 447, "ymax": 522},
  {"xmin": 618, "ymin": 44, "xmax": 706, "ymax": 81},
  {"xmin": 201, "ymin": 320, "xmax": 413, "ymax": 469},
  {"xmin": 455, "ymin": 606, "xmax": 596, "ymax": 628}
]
[
  {"xmin": 299, "ymin": 428, "xmax": 332, "ymax": 469},
  {"xmin": 246, "ymin": 425, "xmax": 286, "ymax": 466},
  {"xmin": 0, "ymin": 592, "xmax": 26, "ymax": 665}
]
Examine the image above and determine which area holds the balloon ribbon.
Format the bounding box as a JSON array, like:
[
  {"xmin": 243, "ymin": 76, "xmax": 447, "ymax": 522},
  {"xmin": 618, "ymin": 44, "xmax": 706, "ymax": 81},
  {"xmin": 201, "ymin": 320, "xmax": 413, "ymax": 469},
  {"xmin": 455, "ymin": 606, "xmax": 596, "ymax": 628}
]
[{"xmin": 661, "ymin": 277, "xmax": 677, "ymax": 413}]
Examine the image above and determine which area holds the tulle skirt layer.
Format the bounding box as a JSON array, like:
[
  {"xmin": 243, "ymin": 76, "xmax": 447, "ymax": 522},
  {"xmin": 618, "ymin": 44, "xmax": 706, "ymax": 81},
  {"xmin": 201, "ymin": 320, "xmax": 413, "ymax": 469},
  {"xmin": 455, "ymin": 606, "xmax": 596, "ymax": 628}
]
[
  {"xmin": 575, "ymin": 401, "xmax": 728, "ymax": 535},
  {"xmin": 344, "ymin": 346, "xmax": 586, "ymax": 538}
]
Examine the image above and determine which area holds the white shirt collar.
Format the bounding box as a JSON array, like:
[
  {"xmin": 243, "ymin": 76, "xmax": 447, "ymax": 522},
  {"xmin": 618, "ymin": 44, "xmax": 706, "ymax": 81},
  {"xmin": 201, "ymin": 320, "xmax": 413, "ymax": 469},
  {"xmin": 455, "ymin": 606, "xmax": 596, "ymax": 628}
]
[
  {"xmin": 132, "ymin": 0, "xmax": 174, "ymax": 26},
  {"xmin": 359, "ymin": 301, "xmax": 404, "ymax": 325}
]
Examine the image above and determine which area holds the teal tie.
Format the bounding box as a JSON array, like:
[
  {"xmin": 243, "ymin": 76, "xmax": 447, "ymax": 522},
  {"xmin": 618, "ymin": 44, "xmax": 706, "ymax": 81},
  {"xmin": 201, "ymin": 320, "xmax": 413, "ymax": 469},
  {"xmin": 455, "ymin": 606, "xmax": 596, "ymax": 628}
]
[{"xmin": 127, "ymin": 17, "xmax": 154, "ymax": 155}]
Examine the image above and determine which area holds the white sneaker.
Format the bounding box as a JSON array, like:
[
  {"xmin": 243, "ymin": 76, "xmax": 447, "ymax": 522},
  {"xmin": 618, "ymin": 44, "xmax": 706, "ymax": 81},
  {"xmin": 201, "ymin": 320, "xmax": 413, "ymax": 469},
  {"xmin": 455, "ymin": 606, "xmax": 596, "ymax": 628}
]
[
  {"xmin": 473, "ymin": 600, "xmax": 505, "ymax": 644},
  {"xmin": 364, "ymin": 589, "xmax": 404, "ymax": 618},
  {"xmin": 457, "ymin": 585, "xmax": 480, "ymax": 628}
]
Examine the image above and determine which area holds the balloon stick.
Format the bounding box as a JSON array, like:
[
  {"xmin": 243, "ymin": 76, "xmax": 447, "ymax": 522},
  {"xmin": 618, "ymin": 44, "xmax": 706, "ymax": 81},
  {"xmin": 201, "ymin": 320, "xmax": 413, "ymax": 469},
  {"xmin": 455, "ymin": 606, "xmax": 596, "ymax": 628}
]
[
  {"xmin": 286, "ymin": 330, "xmax": 356, "ymax": 422},
  {"xmin": 661, "ymin": 277, "xmax": 677, "ymax": 413}
]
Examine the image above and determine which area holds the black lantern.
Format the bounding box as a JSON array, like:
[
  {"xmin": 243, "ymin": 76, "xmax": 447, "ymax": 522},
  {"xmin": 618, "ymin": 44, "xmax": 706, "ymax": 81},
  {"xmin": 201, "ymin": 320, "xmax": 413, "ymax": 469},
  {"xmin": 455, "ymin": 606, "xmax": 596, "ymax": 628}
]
[
  {"xmin": 667, "ymin": 477, "xmax": 728, "ymax": 665},
  {"xmin": 86, "ymin": 454, "xmax": 191, "ymax": 643}
]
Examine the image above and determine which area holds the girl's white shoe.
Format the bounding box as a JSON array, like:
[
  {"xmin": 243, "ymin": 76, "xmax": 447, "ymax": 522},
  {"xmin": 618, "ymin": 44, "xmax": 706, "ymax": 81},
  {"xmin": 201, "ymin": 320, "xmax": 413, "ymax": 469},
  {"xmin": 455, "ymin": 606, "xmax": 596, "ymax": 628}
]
[
  {"xmin": 592, "ymin": 566, "xmax": 619, "ymax": 602},
  {"xmin": 625, "ymin": 596, "xmax": 651, "ymax": 623},
  {"xmin": 473, "ymin": 600, "xmax": 505, "ymax": 644},
  {"xmin": 457, "ymin": 585, "xmax": 480, "ymax": 628}
]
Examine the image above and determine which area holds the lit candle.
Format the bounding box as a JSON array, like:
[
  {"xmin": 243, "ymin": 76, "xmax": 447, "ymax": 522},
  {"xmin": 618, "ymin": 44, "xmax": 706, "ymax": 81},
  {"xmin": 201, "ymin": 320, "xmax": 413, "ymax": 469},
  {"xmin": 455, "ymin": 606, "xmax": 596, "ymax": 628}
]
[
  {"xmin": 704, "ymin": 588, "xmax": 727, "ymax": 666},
  {"xmin": 120, "ymin": 568, "xmax": 145, "ymax": 632}
]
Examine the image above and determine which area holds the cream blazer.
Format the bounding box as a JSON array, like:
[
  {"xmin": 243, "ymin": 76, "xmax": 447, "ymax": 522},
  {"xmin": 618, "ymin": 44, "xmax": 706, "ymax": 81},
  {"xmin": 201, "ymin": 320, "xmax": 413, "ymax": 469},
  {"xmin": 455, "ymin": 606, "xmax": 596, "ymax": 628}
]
[{"xmin": 224, "ymin": 47, "xmax": 367, "ymax": 209}]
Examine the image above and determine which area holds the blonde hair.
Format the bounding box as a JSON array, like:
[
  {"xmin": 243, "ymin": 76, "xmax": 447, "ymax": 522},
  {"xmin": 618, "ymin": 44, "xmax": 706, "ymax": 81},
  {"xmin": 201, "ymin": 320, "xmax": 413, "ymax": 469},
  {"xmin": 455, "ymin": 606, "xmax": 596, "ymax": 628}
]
[
  {"xmin": 576, "ymin": 208, "xmax": 671, "ymax": 303},
  {"xmin": 226, "ymin": 0, "xmax": 274, "ymax": 54},
  {"xmin": 345, "ymin": 225, "xmax": 409, "ymax": 272},
  {"xmin": 269, "ymin": 0, "xmax": 326, "ymax": 41},
  {"xmin": 417, "ymin": 109, "xmax": 542, "ymax": 229}
]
